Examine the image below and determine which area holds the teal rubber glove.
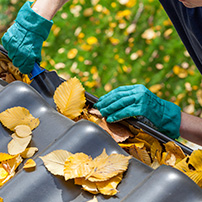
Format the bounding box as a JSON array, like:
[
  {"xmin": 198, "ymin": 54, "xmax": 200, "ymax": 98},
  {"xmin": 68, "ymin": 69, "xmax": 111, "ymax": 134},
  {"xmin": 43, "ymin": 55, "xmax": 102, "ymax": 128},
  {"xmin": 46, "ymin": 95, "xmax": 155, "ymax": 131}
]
[
  {"xmin": 1, "ymin": 1, "xmax": 53, "ymax": 74},
  {"xmin": 94, "ymin": 84, "xmax": 181, "ymax": 139}
]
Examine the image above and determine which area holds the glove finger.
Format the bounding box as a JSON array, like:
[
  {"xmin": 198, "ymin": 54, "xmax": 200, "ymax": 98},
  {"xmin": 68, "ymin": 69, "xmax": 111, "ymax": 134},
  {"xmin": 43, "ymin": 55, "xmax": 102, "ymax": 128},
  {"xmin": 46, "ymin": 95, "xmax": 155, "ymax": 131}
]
[
  {"xmin": 99, "ymin": 95, "xmax": 137, "ymax": 117},
  {"xmin": 106, "ymin": 104, "xmax": 142, "ymax": 123},
  {"xmin": 98, "ymin": 85, "xmax": 136, "ymax": 102}
]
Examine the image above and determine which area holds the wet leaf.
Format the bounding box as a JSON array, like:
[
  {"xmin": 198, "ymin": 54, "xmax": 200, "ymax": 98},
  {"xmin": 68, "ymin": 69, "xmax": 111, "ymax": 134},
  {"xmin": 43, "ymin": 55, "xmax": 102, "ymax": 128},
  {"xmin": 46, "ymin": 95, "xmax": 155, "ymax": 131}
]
[
  {"xmin": 53, "ymin": 77, "xmax": 86, "ymax": 119},
  {"xmin": 40, "ymin": 150, "xmax": 72, "ymax": 176},
  {"xmin": 0, "ymin": 107, "xmax": 39, "ymax": 131}
]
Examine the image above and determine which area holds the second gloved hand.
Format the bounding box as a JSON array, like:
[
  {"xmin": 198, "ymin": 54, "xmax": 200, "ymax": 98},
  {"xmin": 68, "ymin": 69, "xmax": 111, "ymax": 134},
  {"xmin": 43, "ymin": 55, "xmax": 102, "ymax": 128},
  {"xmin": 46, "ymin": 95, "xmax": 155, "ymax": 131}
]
[
  {"xmin": 1, "ymin": 2, "xmax": 53, "ymax": 74},
  {"xmin": 94, "ymin": 84, "xmax": 181, "ymax": 139}
]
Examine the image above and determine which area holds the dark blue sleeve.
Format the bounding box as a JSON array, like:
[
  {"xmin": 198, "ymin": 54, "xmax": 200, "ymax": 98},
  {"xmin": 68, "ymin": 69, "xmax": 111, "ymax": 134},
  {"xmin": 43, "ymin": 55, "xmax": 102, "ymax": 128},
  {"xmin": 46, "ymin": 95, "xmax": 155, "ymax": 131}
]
[{"xmin": 160, "ymin": 0, "xmax": 202, "ymax": 74}]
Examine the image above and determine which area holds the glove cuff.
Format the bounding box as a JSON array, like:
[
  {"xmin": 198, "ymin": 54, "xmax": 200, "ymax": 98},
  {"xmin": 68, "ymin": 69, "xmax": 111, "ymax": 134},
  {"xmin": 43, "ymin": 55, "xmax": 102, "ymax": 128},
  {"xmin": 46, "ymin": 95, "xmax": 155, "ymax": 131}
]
[
  {"xmin": 15, "ymin": 1, "xmax": 53, "ymax": 40},
  {"xmin": 159, "ymin": 100, "xmax": 181, "ymax": 139}
]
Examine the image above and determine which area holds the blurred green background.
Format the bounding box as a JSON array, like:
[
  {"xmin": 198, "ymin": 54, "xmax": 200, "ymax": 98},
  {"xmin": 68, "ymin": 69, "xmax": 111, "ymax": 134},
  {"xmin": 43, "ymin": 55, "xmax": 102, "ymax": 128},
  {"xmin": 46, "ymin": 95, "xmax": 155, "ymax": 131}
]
[{"xmin": 1, "ymin": 0, "xmax": 202, "ymax": 117}]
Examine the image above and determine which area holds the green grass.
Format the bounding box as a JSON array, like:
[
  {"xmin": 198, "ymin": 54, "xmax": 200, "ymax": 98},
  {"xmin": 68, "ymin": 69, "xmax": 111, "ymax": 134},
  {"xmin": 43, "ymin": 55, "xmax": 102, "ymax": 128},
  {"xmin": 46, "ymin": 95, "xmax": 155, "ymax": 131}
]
[{"xmin": 1, "ymin": 0, "xmax": 202, "ymax": 116}]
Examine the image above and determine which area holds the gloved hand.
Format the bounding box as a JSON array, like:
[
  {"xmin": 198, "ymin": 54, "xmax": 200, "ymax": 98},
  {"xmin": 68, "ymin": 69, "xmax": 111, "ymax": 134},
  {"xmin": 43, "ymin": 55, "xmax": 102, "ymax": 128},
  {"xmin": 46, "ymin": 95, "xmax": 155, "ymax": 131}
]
[
  {"xmin": 94, "ymin": 84, "xmax": 181, "ymax": 139},
  {"xmin": 1, "ymin": 1, "xmax": 53, "ymax": 74}
]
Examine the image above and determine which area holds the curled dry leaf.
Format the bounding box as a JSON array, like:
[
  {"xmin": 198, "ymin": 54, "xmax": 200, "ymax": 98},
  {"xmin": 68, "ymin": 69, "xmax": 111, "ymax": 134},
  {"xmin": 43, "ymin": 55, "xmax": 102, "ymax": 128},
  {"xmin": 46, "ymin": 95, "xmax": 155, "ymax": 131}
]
[
  {"xmin": 0, "ymin": 107, "xmax": 40, "ymax": 131},
  {"xmin": 40, "ymin": 150, "xmax": 72, "ymax": 176},
  {"xmin": 64, "ymin": 153, "xmax": 94, "ymax": 180},
  {"xmin": 164, "ymin": 141, "xmax": 186, "ymax": 163},
  {"xmin": 21, "ymin": 147, "xmax": 38, "ymax": 159},
  {"xmin": 23, "ymin": 159, "xmax": 36, "ymax": 169},
  {"xmin": 8, "ymin": 134, "xmax": 32, "ymax": 155},
  {"xmin": 14, "ymin": 125, "xmax": 32, "ymax": 138},
  {"xmin": 98, "ymin": 118, "xmax": 133, "ymax": 142},
  {"xmin": 129, "ymin": 145, "xmax": 151, "ymax": 166},
  {"xmin": 53, "ymin": 77, "xmax": 86, "ymax": 119}
]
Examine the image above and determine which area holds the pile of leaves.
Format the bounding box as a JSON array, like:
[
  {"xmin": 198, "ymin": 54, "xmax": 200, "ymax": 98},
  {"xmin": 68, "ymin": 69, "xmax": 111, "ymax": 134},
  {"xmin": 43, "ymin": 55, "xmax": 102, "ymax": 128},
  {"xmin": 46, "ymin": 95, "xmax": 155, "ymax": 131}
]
[
  {"xmin": 0, "ymin": 107, "xmax": 40, "ymax": 187},
  {"xmin": 40, "ymin": 149, "xmax": 131, "ymax": 196}
]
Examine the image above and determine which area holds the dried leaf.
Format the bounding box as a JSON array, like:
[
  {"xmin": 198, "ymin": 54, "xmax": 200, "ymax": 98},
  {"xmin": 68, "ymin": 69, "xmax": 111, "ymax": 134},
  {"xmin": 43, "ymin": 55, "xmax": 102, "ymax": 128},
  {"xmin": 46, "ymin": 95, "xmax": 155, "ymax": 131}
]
[
  {"xmin": 75, "ymin": 178, "xmax": 99, "ymax": 194},
  {"xmin": 7, "ymin": 134, "xmax": 32, "ymax": 155},
  {"xmin": 174, "ymin": 157, "xmax": 190, "ymax": 173},
  {"xmin": 53, "ymin": 77, "xmax": 86, "ymax": 119},
  {"xmin": 96, "ymin": 173, "xmax": 123, "ymax": 196},
  {"xmin": 0, "ymin": 166, "xmax": 8, "ymax": 180},
  {"xmin": 0, "ymin": 153, "xmax": 17, "ymax": 162},
  {"xmin": 64, "ymin": 152, "xmax": 94, "ymax": 180},
  {"xmin": 14, "ymin": 125, "xmax": 32, "ymax": 138},
  {"xmin": 40, "ymin": 150, "xmax": 72, "ymax": 176},
  {"xmin": 118, "ymin": 142, "xmax": 144, "ymax": 149},
  {"xmin": 186, "ymin": 170, "xmax": 202, "ymax": 188},
  {"xmin": 98, "ymin": 118, "xmax": 133, "ymax": 142},
  {"xmin": 150, "ymin": 157, "xmax": 161, "ymax": 169},
  {"xmin": 87, "ymin": 150, "xmax": 131, "ymax": 182},
  {"xmin": 164, "ymin": 141, "xmax": 186, "ymax": 162},
  {"xmin": 188, "ymin": 150, "xmax": 202, "ymax": 171},
  {"xmin": 20, "ymin": 147, "xmax": 38, "ymax": 158},
  {"xmin": 23, "ymin": 159, "xmax": 36, "ymax": 169},
  {"xmin": 0, "ymin": 107, "xmax": 40, "ymax": 131},
  {"xmin": 129, "ymin": 145, "xmax": 151, "ymax": 166},
  {"xmin": 150, "ymin": 140, "xmax": 162, "ymax": 162}
]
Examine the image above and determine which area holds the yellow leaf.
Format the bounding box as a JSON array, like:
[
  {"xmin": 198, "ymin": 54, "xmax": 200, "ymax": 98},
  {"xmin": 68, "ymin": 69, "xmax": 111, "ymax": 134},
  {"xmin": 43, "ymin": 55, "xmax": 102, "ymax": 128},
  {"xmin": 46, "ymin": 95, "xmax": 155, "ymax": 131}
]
[
  {"xmin": 20, "ymin": 147, "xmax": 38, "ymax": 158},
  {"xmin": 174, "ymin": 156, "xmax": 190, "ymax": 173},
  {"xmin": 164, "ymin": 141, "xmax": 186, "ymax": 163},
  {"xmin": 23, "ymin": 159, "xmax": 36, "ymax": 169},
  {"xmin": 64, "ymin": 152, "xmax": 94, "ymax": 180},
  {"xmin": 87, "ymin": 150, "xmax": 131, "ymax": 182},
  {"xmin": 129, "ymin": 145, "xmax": 151, "ymax": 166},
  {"xmin": 150, "ymin": 140, "xmax": 162, "ymax": 161},
  {"xmin": 40, "ymin": 150, "xmax": 72, "ymax": 176},
  {"xmin": 0, "ymin": 153, "xmax": 17, "ymax": 162},
  {"xmin": 0, "ymin": 166, "xmax": 8, "ymax": 180},
  {"xmin": 0, "ymin": 107, "xmax": 40, "ymax": 131},
  {"xmin": 149, "ymin": 84, "xmax": 162, "ymax": 94},
  {"xmin": 118, "ymin": 142, "xmax": 144, "ymax": 149},
  {"xmin": 188, "ymin": 150, "xmax": 202, "ymax": 171},
  {"xmin": 186, "ymin": 170, "xmax": 202, "ymax": 188},
  {"xmin": 14, "ymin": 125, "xmax": 32, "ymax": 138},
  {"xmin": 96, "ymin": 173, "xmax": 123, "ymax": 196},
  {"xmin": 150, "ymin": 157, "xmax": 161, "ymax": 169},
  {"xmin": 87, "ymin": 36, "xmax": 98, "ymax": 45},
  {"xmin": 0, "ymin": 197, "xmax": 3, "ymax": 202},
  {"xmin": 7, "ymin": 134, "xmax": 32, "ymax": 155},
  {"xmin": 75, "ymin": 177, "xmax": 99, "ymax": 194},
  {"xmin": 53, "ymin": 77, "xmax": 86, "ymax": 119},
  {"xmin": 67, "ymin": 48, "xmax": 78, "ymax": 59},
  {"xmin": 1, "ymin": 154, "xmax": 22, "ymax": 175}
]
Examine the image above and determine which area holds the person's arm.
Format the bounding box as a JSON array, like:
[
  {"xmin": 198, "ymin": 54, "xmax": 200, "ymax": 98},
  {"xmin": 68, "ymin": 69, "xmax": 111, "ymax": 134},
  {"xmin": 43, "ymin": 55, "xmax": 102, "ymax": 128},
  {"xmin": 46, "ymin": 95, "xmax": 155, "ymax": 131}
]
[
  {"xmin": 32, "ymin": 0, "xmax": 69, "ymax": 20},
  {"xmin": 180, "ymin": 112, "xmax": 202, "ymax": 146}
]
